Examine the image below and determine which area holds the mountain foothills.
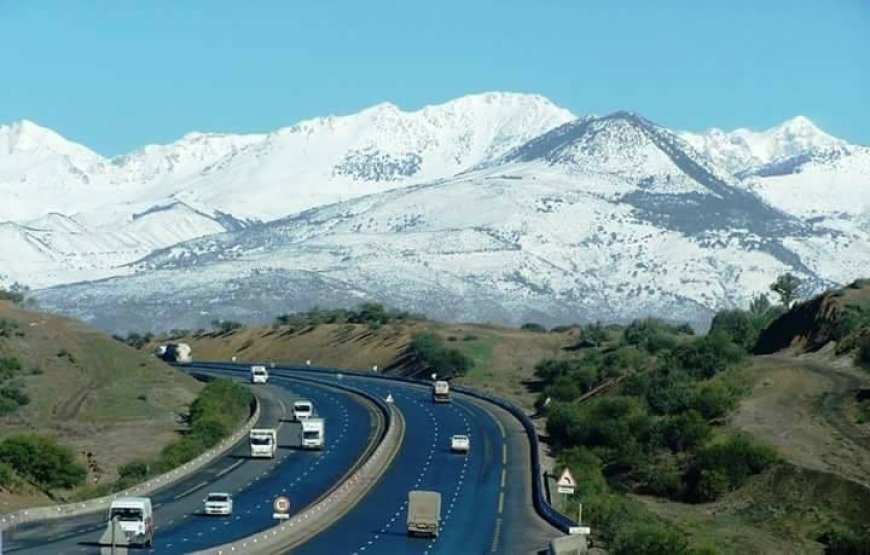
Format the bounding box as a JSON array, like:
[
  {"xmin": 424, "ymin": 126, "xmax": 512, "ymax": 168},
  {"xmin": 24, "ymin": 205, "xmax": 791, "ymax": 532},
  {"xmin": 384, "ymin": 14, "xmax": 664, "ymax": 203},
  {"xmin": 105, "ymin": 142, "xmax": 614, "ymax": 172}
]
[{"xmin": 1, "ymin": 93, "xmax": 867, "ymax": 332}]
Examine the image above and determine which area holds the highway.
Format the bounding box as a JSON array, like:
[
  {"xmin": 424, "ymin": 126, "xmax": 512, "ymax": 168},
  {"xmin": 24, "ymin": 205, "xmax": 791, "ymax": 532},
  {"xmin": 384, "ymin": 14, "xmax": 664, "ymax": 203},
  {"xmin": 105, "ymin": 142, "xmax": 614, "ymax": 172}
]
[
  {"xmin": 6, "ymin": 369, "xmax": 378, "ymax": 554},
  {"xmin": 223, "ymin": 365, "xmax": 564, "ymax": 555}
]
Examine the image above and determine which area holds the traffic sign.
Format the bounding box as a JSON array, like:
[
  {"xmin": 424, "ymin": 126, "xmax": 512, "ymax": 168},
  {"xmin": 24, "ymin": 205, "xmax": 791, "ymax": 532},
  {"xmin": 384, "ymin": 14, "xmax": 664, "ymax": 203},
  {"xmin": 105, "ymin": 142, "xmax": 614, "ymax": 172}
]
[
  {"xmin": 557, "ymin": 467, "xmax": 576, "ymax": 495},
  {"xmin": 273, "ymin": 496, "xmax": 290, "ymax": 520}
]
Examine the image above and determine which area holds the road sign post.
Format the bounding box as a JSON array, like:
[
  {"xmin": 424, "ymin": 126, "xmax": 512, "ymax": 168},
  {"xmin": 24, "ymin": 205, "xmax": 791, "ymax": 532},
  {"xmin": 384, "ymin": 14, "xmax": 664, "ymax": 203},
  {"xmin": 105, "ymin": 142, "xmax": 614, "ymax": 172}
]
[
  {"xmin": 273, "ymin": 496, "xmax": 291, "ymax": 520},
  {"xmin": 556, "ymin": 467, "xmax": 576, "ymax": 495}
]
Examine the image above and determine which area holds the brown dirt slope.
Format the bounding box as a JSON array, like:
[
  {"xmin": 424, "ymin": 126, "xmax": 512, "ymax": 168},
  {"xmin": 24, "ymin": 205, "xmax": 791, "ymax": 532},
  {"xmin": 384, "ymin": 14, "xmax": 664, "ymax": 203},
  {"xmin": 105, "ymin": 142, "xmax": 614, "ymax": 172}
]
[
  {"xmin": 756, "ymin": 278, "xmax": 870, "ymax": 354},
  {"xmin": 0, "ymin": 301, "xmax": 202, "ymax": 511}
]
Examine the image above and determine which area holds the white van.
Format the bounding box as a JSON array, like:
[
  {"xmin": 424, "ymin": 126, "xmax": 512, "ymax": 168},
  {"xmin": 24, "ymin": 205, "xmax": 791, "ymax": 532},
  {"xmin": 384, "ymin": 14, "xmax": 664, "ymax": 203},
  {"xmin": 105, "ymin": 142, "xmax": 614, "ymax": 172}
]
[
  {"xmin": 292, "ymin": 400, "xmax": 313, "ymax": 422},
  {"xmin": 301, "ymin": 418, "xmax": 325, "ymax": 449},
  {"xmin": 108, "ymin": 497, "xmax": 154, "ymax": 547},
  {"xmin": 250, "ymin": 365, "xmax": 269, "ymax": 384}
]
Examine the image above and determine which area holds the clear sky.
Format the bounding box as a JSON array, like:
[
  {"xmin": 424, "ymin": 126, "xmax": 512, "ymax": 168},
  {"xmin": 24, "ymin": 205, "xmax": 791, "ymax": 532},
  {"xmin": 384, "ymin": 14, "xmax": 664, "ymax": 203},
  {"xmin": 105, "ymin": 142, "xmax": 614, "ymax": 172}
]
[{"xmin": 2, "ymin": 1, "xmax": 868, "ymax": 155}]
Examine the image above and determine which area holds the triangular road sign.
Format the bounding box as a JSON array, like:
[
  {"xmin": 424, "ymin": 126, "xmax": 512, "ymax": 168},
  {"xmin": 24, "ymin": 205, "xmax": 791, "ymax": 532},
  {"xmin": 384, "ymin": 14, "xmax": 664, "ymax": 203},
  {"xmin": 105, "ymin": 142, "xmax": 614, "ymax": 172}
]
[{"xmin": 557, "ymin": 467, "xmax": 576, "ymax": 490}]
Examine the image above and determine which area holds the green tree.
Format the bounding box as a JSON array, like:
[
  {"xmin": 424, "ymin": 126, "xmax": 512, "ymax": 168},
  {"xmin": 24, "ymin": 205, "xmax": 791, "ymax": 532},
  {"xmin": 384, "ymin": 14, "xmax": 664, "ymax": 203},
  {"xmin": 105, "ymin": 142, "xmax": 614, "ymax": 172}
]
[{"xmin": 770, "ymin": 273, "xmax": 803, "ymax": 308}]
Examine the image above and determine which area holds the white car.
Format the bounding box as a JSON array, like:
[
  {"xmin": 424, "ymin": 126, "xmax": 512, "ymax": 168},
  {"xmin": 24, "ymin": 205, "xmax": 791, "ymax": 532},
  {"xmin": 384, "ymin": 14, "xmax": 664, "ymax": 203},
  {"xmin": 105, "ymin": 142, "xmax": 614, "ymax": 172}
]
[
  {"xmin": 450, "ymin": 434, "xmax": 470, "ymax": 453},
  {"xmin": 203, "ymin": 493, "xmax": 233, "ymax": 516}
]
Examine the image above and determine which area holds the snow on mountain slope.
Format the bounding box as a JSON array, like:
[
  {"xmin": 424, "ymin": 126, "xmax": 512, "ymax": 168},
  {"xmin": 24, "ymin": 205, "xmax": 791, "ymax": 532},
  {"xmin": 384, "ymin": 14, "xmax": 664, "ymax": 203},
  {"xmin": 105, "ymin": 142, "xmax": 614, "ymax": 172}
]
[
  {"xmin": 36, "ymin": 112, "xmax": 864, "ymax": 333},
  {"xmin": 680, "ymin": 116, "xmax": 845, "ymax": 175},
  {"xmin": 0, "ymin": 93, "xmax": 573, "ymax": 286}
]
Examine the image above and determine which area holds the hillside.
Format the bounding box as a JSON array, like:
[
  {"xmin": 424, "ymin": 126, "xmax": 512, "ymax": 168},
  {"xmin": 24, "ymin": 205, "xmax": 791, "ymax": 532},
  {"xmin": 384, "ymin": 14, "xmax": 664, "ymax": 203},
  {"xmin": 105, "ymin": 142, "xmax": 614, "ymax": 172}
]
[
  {"xmin": 148, "ymin": 318, "xmax": 574, "ymax": 411},
  {"xmin": 155, "ymin": 295, "xmax": 870, "ymax": 553},
  {"xmin": 0, "ymin": 300, "xmax": 202, "ymax": 511},
  {"xmin": 755, "ymin": 278, "xmax": 870, "ymax": 355}
]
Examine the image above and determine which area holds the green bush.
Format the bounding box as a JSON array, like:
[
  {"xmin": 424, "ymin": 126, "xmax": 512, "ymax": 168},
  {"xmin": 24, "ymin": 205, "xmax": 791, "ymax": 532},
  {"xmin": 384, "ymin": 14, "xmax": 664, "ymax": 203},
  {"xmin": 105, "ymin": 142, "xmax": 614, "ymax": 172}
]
[
  {"xmin": 691, "ymin": 379, "xmax": 739, "ymax": 420},
  {"xmin": 0, "ymin": 319, "xmax": 20, "ymax": 338},
  {"xmin": 409, "ymin": 333, "xmax": 472, "ymax": 378},
  {"xmin": 657, "ymin": 411, "xmax": 712, "ymax": 453},
  {"xmin": 856, "ymin": 335, "xmax": 870, "ymax": 370},
  {"xmin": 211, "ymin": 319, "xmax": 244, "ymax": 333},
  {"xmin": 0, "ymin": 434, "xmax": 86, "ymax": 489},
  {"xmin": 521, "ymin": 322, "xmax": 546, "ymax": 333},
  {"xmin": 709, "ymin": 309, "xmax": 758, "ymax": 351},
  {"xmin": 0, "ymin": 461, "xmax": 17, "ymax": 488},
  {"xmin": 666, "ymin": 332, "xmax": 744, "ymax": 379},
  {"xmin": 685, "ymin": 434, "xmax": 778, "ymax": 501},
  {"xmin": 612, "ymin": 522, "xmax": 690, "ymax": 555},
  {"xmin": 623, "ymin": 318, "xmax": 687, "ymax": 353},
  {"xmin": 557, "ymin": 447, "xmax": 608, "ymax": 497}
]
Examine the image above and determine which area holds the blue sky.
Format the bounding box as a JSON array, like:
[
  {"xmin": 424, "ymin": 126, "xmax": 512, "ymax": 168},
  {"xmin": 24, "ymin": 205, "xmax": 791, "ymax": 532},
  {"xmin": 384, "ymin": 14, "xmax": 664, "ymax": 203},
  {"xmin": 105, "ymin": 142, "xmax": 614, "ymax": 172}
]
[{"xmin": 2, "ymin": 1, "xmax": 868, "ymax": 155}]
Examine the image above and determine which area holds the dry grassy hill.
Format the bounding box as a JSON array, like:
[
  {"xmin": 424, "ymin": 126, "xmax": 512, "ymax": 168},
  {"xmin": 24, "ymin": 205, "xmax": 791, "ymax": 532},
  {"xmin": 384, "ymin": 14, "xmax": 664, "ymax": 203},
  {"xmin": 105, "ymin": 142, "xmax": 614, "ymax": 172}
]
[
  {"xmin": 156, "ymin": 320, "xmax": 579, "ymax": 410},
  {"xmin": 0, "ymin": 300, "xmax": 202, "ymax": 510}
]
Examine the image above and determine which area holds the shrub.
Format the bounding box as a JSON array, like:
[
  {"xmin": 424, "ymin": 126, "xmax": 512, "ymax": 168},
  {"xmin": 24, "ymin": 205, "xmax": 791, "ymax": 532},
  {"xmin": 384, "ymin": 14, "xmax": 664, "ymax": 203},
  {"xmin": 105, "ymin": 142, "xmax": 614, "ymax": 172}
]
[
  {"xmin": 644, "ymin": 370, "xmax": 696, "ymax": 415},
  {"xmin": 0, "ymin": 319, "xmax": 19, "ymax": 338},
  {"xmin": 685, "ymin": 434, "xmax": 777, "ymax": 501},
  {"xmin": 211, "ymin": 319, "xmax": 244, "ymax": 333},
  {"xmin": 0, "ymin": 461, "xmax": 17, "ymax": 488},
  {"xmin": 657, "ymin": 410, "xmax": 712, "ymax": 452},
  {"xmin": 666, "ymin": 332, "xmax": 744, "ymax": 379},
  {"xmin": 691, "ymin": 379, "xmax": 739, "ymax": 420},
  {"xmin": 409, "ymin": 333, "xmax": 472, "ymax": 378},
  {"xmin": 709, "ymin": 309, "xmax": 758, "ymax": 351},
  {"xmin": 0, "ymin": 434, "xmax": 87, "ymax": 489},
  {"xmin": 557, "ymin": 447, "xmax": 608, "ymax": 497},
  {"xmin": 856, "ymin": 335, "xmax": 870, "ymax": 370},
  {"xmin": 521, "ymin": 322, "xmax": 547, "ymax": 333},
  {"xmin": 612, "ymin": 522, "xmax": 690, "ymax": 555}
]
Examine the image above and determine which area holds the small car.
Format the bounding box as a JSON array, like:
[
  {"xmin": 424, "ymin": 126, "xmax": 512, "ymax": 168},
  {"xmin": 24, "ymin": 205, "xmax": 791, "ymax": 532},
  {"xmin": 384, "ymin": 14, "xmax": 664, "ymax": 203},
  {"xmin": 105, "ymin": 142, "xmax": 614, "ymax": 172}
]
[
  {"xmin": 203, "ymin": 492, "xmax": 233, "ymax": 516},
  {"xmin": 450, "ymin": 434, "xmax": 470, "ymax": 453}
]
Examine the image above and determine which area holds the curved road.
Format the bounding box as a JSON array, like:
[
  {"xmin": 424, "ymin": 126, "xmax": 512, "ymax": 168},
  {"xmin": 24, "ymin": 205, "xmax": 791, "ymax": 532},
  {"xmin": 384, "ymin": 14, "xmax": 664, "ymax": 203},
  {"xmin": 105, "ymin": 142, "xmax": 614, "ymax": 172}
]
[
  {"xmin": 203, "ymin": 364, "xmax": 562, "ymax": 555},
  {"xmin": 7, "ymin": 369, "xmax": 377, "ymax": 554}
]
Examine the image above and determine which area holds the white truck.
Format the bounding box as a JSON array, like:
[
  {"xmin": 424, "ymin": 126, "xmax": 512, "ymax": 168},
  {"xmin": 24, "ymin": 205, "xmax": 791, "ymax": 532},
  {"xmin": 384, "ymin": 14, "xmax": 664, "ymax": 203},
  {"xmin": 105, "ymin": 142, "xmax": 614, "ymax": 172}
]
[
  {"xmin": 450, "ymin": 434, "xmax": 470, "ymax": 453},
  {"xmin": 107, "ymin": 497, "xmax": 154, "ymax": 547},
  {"xmin": 249, "ymin": 428, "xmax": 277, "ymax": 458},
  {"xmin": 407, "ymin": 490, "xmax": 441, "ymax": 538},
  {"xmin": 163, "ymin": 343, "xmax": 192, "ymax": 364},
  {"xmin": 432, "ymin": 380, "xmax": 450, "ymax": 403},
  {"xmin": 300, "ymin": 418, "xmax": 325, "ymax": 450},
  {"xmin": 292, "ymin": 399, "xmax": 313, "ymax": 421},
  {"xmin": 250, "ymin": 365, "xmax": 269, "ymax": 384}
]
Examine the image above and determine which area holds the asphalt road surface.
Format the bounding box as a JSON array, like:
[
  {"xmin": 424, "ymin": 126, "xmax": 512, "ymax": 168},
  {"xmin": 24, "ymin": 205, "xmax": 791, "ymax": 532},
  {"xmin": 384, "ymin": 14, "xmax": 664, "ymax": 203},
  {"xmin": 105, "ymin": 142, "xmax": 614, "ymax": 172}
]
[{"xmin": 7, "ymin": 369, "xmax": 376, "ymax": 554}]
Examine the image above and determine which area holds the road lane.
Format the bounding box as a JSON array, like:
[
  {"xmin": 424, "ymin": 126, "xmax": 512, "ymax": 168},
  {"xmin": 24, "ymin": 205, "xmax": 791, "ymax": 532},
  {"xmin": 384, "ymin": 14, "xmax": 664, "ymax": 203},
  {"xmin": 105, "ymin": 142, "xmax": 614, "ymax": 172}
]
[{"xmin": 8, "ymin": 370, "xmax": 376, "ymax": 554}]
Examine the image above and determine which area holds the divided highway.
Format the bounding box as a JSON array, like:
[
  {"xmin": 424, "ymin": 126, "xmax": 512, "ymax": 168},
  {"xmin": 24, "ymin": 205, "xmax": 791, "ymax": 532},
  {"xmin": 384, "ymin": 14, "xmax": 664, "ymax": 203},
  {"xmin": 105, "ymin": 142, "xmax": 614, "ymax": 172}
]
[
  {"xmin": 6, "ymin": 369, "xmax": 378, "ymax": 554},
  {"xmin": 202, "ymin": 364, "xmax": 563, "ymax": 555}
]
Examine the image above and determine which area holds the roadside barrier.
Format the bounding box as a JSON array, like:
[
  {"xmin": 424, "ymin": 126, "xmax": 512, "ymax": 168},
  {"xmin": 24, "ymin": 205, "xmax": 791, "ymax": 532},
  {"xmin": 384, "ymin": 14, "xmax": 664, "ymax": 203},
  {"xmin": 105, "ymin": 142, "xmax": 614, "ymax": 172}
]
[{"xmin": 0, "ymin": 386, "xmax": 261, "ymax": 531}]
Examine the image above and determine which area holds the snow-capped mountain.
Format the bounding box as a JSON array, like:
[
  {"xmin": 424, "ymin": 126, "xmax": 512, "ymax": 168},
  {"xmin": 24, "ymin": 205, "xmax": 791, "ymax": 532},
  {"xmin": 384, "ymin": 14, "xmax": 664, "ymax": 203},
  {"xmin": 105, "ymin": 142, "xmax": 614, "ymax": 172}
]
[
  {"xmin": 33, "ymin": 111, "xmax": 869, "ymax": 333},
  {"xmin": 4, "ymin": 93, "xmax": 867, "ymax": 331},
  {"xmin": 0, "ymin": 93, "xmax": 574, "ymax": 284},
  {"xmin": 679, "ymin": 116, "xmax": 845, "ymax": 175}
]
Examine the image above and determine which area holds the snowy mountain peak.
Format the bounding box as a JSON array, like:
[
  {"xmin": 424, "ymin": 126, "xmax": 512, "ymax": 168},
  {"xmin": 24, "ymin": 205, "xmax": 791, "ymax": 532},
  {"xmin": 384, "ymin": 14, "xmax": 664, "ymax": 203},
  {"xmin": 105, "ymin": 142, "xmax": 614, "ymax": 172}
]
[
  {"xmin": 0, "ymin": 119, "xmax": 99, "ymax": 160},
  {"xmin": 679, "ymin": 115, "xmax": 844, "ymax": 175}
]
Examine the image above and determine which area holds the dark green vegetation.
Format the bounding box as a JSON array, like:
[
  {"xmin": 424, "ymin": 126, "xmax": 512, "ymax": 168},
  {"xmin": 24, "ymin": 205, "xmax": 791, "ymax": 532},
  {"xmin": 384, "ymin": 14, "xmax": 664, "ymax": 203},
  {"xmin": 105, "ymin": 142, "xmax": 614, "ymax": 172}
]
[
  {"xmin": 408, "ymin": 332, "xmax": 472, "ymax": 378},
  {"xmin": 211, "ymin": 319, "xmax": 244, "ymax": 333},
  {"xmin": 0, "ymin": 284, "xmax": 30, "ymax": 306},
  {"xmin": 114, "ymin": 378, "xmax": 252, "ymax": 490},
  {"xmin": 274, "ymin": 303, "xmax": 419, "ymax": 332},
  {"xmin": 0, "ymin": 355, "xmax": 30, "ymax": 417},
  {"xmin": 0, "ymin": 434, "xmax": 87, "ymax": 491}
]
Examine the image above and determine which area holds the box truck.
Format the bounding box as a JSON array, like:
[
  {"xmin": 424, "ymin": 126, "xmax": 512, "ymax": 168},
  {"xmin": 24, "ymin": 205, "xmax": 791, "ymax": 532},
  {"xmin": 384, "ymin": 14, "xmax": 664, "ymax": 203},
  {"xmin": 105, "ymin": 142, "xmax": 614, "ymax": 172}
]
[{"xmin": 407, "ymin": 490, "xmax": 441, "ymax": 538}]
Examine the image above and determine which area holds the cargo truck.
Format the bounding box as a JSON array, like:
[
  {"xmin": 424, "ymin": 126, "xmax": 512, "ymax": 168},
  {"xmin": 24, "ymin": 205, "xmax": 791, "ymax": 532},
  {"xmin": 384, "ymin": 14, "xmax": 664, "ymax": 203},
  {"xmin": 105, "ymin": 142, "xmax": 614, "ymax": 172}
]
[
  {"xmin": 407, "ymin": 490, "xmax": 441, "ymax": 538},
  {"xmin": 249, "ymin": 428, "xmax": 277, "ymax": 458},
  {"xmin": 432, "ymin": 381, "xmax": 450, "ymax": 403},
  {"xmin": 162, "ymin": 343, "xmax": 192, "ymax": 364},
  {"xmin": 300, "ymin": 418, "xmax": 325, "ymax": 449}
]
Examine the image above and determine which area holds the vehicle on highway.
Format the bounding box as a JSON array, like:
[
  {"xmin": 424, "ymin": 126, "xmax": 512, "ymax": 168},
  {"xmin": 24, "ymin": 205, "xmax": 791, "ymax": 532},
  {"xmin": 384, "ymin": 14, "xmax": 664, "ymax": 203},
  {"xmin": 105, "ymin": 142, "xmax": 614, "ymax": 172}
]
[
  {"xmin": 161, "ymin": 342, "xmax": 192, "ymax": 364},
  {"xmin": 301, "ymin": 418, "xmax": 325, "ymax": 449},
  {"xmin": 250, "ymin": 365, "xmax": 269, "ymax": 384},
  {"xmin": 292, "ymin": 399, "xmax": 313, "ymax": 421},
  {"xmin": 108, "ymin": 497, "xmax": 154, "ymax": 547},
  {"xmin": 450, "ymin": 434, "xmax": 470, "ymax": 453},
  {"xmin": 432, "ymin": 380, "xmax": 450, "ymax": 403},
  {"xmin": 203, "ymin": 492, "xmax": 233, "ymax": 516},
  {"xmin": 249, "ymin": 428, "xmax": 278, "ymax": 458},
  {"xmin": 407, "ymin": 490, "xmax": 441, "ymax": 538}
]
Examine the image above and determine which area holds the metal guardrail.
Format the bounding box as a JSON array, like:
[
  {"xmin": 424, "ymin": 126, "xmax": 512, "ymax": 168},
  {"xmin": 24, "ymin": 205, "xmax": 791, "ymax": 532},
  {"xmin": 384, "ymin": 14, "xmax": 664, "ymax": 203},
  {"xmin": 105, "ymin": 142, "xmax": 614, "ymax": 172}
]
[
  {"xmin": 195, "ymin": 361, "xmax": 577, "ymax": 533},
  {"xmin": 0, "ymin": 388, "xmax": 261, "ymax": 531},
  {"xmin": 190, "ymin": 369, "xmax": 402, "ymax": 554}
]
